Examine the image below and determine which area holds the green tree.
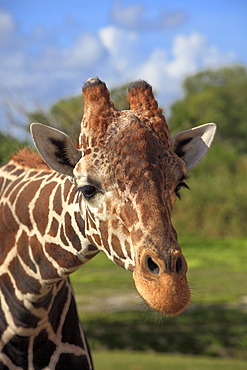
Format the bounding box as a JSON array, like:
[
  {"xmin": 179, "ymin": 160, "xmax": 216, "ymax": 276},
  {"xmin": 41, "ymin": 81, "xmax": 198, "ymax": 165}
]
[
  {"xmin": 0, "ymin": 132, "xmax": 27, "ymax": 165},
  {"xmin": 169, "ymin": 65, "xmax": 247, "ymax": 237},
  {"xmin": 109, "ymin": 83, "xmax": 129, "ymax": 110},
  {"xmin": 169, "ymin": 65, "xmax": 247, "ymax": 152},
  {"xmin": 28, "ymin": 95, "xmax": 83, "ymax": 142}
]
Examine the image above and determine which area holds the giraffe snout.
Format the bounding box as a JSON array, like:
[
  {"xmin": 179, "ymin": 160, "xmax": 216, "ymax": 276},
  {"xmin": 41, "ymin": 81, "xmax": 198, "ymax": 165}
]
[{"xmin": 133, "ymin": 249, "xmax": 190, "ymax": 316}]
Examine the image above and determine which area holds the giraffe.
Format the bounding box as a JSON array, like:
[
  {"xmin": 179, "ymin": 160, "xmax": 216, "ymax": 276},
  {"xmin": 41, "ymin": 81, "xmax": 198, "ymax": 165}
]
[{"xmin": 0, "ymin": 77, "xmax": 216, "ymax": 369}]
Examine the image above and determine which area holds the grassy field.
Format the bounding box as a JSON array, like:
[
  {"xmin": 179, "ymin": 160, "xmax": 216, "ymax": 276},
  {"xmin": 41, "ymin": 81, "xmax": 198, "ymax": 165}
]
[
  {"xmin": 179, "ymin": 237, "xmax": 247, "ymax": 304},
  {"xmin": 70, "ymin": 237, "xmax": 247, "ymax": 366},
  {"xmin": 82, "ymin": 308, "xmax": 247, "ymax": 358},
  {"xmin": 93, "ymin": 351, "xmax": 247, "ymax": 370}
]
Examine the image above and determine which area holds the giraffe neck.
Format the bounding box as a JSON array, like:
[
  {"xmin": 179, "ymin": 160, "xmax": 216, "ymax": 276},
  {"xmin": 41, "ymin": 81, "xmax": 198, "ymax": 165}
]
[
  {"xmin": 0, "ymin": 278, "xmax": 93, "ymax": 369},
  {"xmin": 0, "ymin": 160, "xmax": 96, "ymax": 369}
]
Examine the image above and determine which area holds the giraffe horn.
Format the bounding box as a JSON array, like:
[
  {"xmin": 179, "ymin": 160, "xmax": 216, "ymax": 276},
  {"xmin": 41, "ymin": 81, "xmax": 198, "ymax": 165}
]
[
  {"xmin": 128, "ymin": 80, "xmax": 158, "ymax": 112},
  {"xmin": 82, "ymin": 77, "xmax": 115, "ymax": 117},
  {"xmin": 80, "ymin": 78, "xmax": 115, "ymax": 150},
  {"xmin": 128, "ymin": 80, "xmax": 171, "ymax": 146}
]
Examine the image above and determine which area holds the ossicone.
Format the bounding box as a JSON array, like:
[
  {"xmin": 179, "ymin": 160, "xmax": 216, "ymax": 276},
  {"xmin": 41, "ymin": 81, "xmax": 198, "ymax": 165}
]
[
  {"xmin": 82, "ymin": 77, "xmax": 115, "ymax": 115},
  {"xmin": 128, "ymin": 79, "xmax": 159, "ymax": 112}
]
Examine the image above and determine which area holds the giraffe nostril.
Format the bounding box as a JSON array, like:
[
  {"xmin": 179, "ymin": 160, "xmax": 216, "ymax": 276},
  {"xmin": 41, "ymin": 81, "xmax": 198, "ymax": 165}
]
[
  {"xmin": 146, "ymin": 257, "xmax": 160, "ymax": 275},
  {"xmin": 175, "ymin": 257, "xmax": 183, "ymax": 274}
]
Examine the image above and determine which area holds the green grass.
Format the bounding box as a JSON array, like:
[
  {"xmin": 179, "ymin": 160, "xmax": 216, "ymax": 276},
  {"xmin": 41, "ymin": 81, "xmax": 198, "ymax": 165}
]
[
  {"xmin": 81, "ymin": 308, "xmax": 247, "ymax": 359},
  {"xmin": 182, "ymin": 237, "xmax": 247, "ymax": 304},
  {"xmin": 93, "ymin": 351, "xmax": 247, "ymax": 370}
]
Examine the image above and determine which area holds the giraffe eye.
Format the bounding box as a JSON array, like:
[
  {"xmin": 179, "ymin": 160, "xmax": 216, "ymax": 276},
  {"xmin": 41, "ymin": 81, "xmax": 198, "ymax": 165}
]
[
  {"xmin": 78, "ymin": 185, "xmax": 98, "ymax": 200},
  {"xmin": 175, "ymin": 182, "xmax": 190, "ymax": 199}
]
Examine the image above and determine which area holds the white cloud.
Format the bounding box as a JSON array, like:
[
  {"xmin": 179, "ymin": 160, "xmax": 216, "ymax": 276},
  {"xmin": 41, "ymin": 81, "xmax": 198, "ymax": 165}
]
[
  {"xmin": 63, "ymin": 33, "xmax": 105, "ymax": 68},
  {"xmin": 0, "ymin": 7, "xmax": 238, "ymax": 134},
  {"xmin": 167, "ymin": 33, "xmax": 236, "ymax": 78},
  {"xmin": 135, "ymin": 33, "xmax": 236, "ymax": 106},
  {"xmin": 168, "ymin": 33, "xmax": 207, "ymax": 77},
  {"xmin": 0, "ymin": 7, "xmax": 15, "ymax": 36},
  {"xmin": 111, "ymin": 0, "xmax": 187, "ymax": 30},
  {"xmin": 0, "ymin": 9, "xmax": 107, "ymax": 104},
  {"xmin": 99, "ymin": 26, "xmax": 140, "ymax": 77},
  {"xmin": 99, "ymin": 26, "xmax": 138, "ymax": 55},
  {"xmin": 161, "ymin": 10, "xmax": 187, "ymax": 29},
  {"xmin": 111, "ymin": 1, "xmax": 144, "ymax": 29}
]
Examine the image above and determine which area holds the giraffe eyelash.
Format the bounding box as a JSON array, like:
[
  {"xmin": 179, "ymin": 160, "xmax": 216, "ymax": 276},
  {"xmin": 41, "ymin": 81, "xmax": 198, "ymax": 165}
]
[{"xmin": 175, "ymin": 180, "xmax": 190, "ymax": 199}]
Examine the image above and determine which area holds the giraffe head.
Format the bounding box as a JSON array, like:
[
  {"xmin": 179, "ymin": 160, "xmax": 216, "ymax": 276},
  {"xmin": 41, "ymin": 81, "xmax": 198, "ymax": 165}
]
[{"xmin": 31, "ymin": 78, "xmax": 216, "ymax": 316}]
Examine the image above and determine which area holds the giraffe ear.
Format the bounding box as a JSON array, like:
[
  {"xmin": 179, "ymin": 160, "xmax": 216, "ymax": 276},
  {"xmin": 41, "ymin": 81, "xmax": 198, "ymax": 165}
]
[
  {"xmin": 30, "ymin": 123, "xmax": 82, "ymax": 176},
  {"xmin": 171, "ymin": 123, "xmax": 216, "ymax": 170}
]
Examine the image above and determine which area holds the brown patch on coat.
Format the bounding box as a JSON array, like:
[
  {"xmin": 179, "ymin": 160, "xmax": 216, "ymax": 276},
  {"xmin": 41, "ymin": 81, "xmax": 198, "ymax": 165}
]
[
  {"xmin": 15, "ymin": 179, "xmax": 43, "ymax": 229},
  {"xmin": 33, "ymin": 182, "xmax": 57, "ymax": 235},
  {"xmin": 120, "ymin": 200, "xmax": 138, "ymax": 228}
]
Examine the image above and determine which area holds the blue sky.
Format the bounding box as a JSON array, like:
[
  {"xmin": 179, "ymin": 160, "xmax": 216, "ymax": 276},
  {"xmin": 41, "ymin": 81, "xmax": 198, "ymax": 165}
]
[{"xmin": 0, "ymin": 0, "xmax": 246, "ymax": 135}]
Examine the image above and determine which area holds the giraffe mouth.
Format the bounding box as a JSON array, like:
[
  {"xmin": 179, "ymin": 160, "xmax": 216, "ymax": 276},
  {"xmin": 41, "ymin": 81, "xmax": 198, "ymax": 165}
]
[{"xmin": 133, "ymin": 250, "xmax": 190, "ymax": 315}]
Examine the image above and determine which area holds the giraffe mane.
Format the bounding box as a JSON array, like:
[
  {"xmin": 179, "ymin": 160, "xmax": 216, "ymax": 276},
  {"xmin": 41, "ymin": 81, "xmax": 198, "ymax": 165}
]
[{"xmin": 10, "ymin": 147, "xmax": 51, "ymax": 170}]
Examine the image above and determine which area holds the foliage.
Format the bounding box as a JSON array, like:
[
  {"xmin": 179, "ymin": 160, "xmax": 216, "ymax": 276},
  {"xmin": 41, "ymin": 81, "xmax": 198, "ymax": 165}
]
[
  {"xmin": 0, "ymin": 132, "xmax": 27, "ymax": 165},
  {"xmin": 28, "ymin": 95, "xmax": 83, "ymax": 142},
  {"xmin": 166, "ymin": 65, "xmax": 247, "ymax": 237},
  {"xmin": 108, "ymin": 83, "xmax": 129, "ymax": 110},
  {"xmin": 169, "ymin": 65, "xmax": 247, "ymax": 153},
  {"xmin": 172, "ymin": 143, "xmax": 247, "ymax": 237}
]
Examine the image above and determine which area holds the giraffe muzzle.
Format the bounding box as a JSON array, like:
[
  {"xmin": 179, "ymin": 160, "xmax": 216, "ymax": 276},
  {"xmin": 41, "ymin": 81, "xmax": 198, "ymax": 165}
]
[{"xmin": 133, "ymin": 250, "xmax": 190, "ymax": 315}]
